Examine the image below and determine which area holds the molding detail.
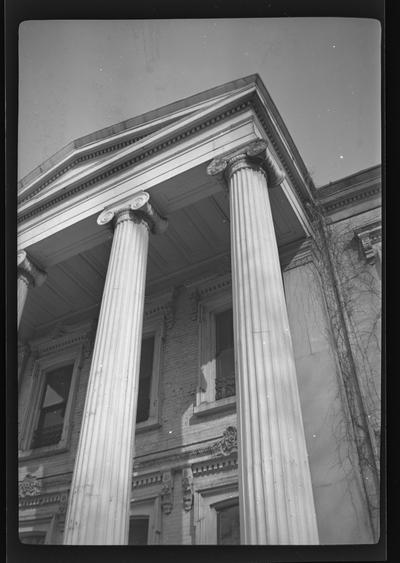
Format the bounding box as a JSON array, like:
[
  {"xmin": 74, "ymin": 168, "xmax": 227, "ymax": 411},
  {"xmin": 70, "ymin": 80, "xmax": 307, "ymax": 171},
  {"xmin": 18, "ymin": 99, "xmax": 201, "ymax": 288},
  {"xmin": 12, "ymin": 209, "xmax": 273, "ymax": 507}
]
[
  {"xmin": 133, "ymin": 426, "xmax": 238, "ymax": 471},
  {"xmin": 210, "ymin": 426, "xmax": 238, "ymax": 456},
  {"xmin": 160, "ymin": 471, "xmax": 174, "ymax": 515},
  {"xmin": 19, "ymin": 490, "xmax": 69, "ymax": 510},
  {"xmin": 354, "ymin": 221, "xmax": 382, "ymax": 264},
  {"xmin": 182, "ymin": 467, "xmax": 194, "ymax": 511},
  {"xmin": 19, "ymin": 474, "xmax": 42, "ymax": 498},
  {"xmin": 192, "ymin": 456, "xmax": 238, "ymax": 477},
  {"xmin": 132, "ymin": 472, "xmax": 163, "ymax": 490}
]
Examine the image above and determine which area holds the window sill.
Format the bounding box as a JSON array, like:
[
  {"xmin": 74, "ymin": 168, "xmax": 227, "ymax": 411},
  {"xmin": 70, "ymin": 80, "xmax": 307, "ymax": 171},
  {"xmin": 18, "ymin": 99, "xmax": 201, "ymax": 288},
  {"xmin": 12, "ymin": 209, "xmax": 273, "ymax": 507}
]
[
  {"xmin": 135, "ymin": 418, "xmax": 161, "ymax": 434},
  {"xmin": 19, "ymin": 442, "xmax": 69, "ymax": 461},
  {"xmin": 193, "ymin": 396, "xmax": 236, "ymax": 417}
]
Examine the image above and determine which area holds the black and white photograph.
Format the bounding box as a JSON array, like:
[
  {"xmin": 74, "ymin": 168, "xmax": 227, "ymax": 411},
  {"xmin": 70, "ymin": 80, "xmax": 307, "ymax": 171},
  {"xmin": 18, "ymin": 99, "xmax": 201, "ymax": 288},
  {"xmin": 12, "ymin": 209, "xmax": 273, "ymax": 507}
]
[{"xmin": 8, "ymin": 9, "xmax": 384, "ymax": 560}]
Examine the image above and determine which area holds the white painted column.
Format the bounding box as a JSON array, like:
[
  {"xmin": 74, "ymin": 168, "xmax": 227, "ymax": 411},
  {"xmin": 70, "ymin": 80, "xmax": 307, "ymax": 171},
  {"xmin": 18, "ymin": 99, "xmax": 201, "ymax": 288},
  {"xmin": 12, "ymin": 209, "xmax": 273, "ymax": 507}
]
[
  {"xmin": 63, "ymin": 192, "xmax": 167, "ymax": 545},
  {"xmin": 17, "ymin": 250, "xmax": 46, "ymax": 328},
  {"xmin": 208, "ymin": 141, "xmax": 319, "ymax": 545}
]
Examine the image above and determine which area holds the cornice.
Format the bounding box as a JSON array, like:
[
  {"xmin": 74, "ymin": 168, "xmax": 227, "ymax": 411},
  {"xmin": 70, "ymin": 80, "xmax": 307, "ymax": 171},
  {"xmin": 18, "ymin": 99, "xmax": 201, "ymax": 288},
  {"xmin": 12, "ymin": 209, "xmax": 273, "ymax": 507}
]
[
  {"xmin": 316, "ymin": 166, "xmax": 382, "ymax": 215},
  {"xmin": 18, "ymin": 98, "xmax": 253, "ymax": 225},
  {"xmin": 17, "ymin": 83, "xmax": 317, "ymax": 228},
  {"xmin": 319, "ymin": 184, "xmax": 381, "ymax": 214}
]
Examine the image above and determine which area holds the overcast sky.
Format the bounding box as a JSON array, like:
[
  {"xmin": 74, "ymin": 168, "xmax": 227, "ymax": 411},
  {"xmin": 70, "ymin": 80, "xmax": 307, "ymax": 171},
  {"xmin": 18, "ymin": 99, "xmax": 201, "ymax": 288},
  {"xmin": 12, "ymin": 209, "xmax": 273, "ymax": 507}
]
[{"xmin": 18, "ymin": 19, "xmax": 381, "ymax": 187}]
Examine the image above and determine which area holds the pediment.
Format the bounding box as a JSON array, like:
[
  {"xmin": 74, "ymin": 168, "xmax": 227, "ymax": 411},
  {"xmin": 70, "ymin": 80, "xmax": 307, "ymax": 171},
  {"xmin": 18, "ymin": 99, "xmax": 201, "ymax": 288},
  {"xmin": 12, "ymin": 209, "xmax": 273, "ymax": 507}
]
[
  {"xmin": 18, "ymin": 74, "xmax": 315, "ymax": 226},
  {"xmin": 18, "ymin": 77, "xmax": 258, "ymax": 203}
]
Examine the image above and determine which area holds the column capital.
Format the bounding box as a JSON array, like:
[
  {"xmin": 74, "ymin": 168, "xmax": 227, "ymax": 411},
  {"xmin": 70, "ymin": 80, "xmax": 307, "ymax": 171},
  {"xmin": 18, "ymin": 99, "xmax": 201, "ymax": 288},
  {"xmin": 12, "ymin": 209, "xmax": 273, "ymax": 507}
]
[
  {"xmin": 17, "ymin": 250, "xmax": 47, "ymax": 287},
  {"xmin": 207, "ymin": 139, "xmax": 285, "ymax": 188},
  {"xmin": 97, "ymin": 191, "xmax": 168, "ymax": 235}
]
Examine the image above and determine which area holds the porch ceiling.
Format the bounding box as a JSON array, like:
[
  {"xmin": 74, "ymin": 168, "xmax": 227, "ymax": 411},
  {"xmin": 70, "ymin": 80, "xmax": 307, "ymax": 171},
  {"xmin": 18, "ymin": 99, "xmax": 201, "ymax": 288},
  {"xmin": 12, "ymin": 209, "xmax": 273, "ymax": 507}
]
[{"xmin": 19, "ymin": 167, "xmax": 305, "ymax": 342}]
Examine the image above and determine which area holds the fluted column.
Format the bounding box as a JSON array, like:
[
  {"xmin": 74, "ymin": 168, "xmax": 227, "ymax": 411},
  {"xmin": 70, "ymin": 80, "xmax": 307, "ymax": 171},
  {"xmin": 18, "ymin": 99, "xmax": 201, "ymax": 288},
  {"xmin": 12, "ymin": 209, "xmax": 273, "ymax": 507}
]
[
  {"xmin": 17, "ymin": 250, "xmax": 46, "ymax": 327},
  {"xmin": 63, "ymin": 192, "xmax": 167, "ymax": 545},
  {"xmin": 208, "ymin": 140, "xmax": 319, "ymax": 545}
]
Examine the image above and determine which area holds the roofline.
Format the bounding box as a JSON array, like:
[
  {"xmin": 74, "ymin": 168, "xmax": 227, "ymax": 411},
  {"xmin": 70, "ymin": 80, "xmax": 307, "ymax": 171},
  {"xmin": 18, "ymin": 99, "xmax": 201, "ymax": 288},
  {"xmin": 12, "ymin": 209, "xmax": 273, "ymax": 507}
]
[
  {"xmin": 19, "ymin": 74, "xmax": 260, "ymax": 188},
  {"xmin": 317, "ymin": 163, "xmax": 381, "ymax": 196}
]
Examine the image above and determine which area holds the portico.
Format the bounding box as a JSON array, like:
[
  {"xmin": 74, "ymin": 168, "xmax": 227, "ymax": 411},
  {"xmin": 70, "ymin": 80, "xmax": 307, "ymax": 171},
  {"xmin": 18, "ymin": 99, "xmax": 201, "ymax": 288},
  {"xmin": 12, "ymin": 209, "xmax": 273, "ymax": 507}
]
[{"xmin": 18, "ymin": 75, "xmax": 322, "ymax": 545}]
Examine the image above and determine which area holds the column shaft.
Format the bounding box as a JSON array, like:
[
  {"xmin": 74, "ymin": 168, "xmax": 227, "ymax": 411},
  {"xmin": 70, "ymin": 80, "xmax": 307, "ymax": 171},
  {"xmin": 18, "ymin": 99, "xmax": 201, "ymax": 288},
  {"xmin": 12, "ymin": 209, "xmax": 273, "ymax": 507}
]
[
  {"xmin": 64, "ymin": 210, "xmax": 149, "ymax": 544},
  {"xmin": 17, "ymin": 273, "xmax": 30, "ymax": 327},
  {"xmin": 229, "ymin": 161, "xmax": 319, "ymax": 544}
]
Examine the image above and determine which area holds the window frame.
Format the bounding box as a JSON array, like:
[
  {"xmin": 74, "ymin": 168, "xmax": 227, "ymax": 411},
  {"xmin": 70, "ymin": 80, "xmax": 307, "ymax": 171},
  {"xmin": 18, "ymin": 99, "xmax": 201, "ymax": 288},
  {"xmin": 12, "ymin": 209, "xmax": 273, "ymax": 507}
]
[
  {"xmin": 129, "ymin": 497, "xmax": 161, "ymax": 545},
  {"xmin": 135, "ymin": 316, "xmax": 164, "ymax": 433},
  {"xmin": 193, "ymin": 480, "xmax": 239, "ymax": 545},
  {"xmin": 19, "ymin": 345, "xmax": 83, "ymax": 460},
  {"xmin": 19, "ymin": 516, "xmax": 53, "ymax": 545},
  {"xmin": 194, "ymin": 291, "xmax": 236, "ymax": 417}
]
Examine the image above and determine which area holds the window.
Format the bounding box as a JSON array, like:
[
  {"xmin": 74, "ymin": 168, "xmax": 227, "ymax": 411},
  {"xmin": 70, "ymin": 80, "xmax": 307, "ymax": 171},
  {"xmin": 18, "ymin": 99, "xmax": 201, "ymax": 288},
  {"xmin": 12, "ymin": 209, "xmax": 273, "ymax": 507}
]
[
  {"xmin": 215, "ymin": 309, "xmax": 235, "ymax": 401},
  {"xmin": 135, "ymin": 318, "xmax": 164, "ymax": 433},
  {"xmin": 216, "ymin": 500, "xmax": 240, "ymax": 545},
  {"xmin": 129, "ymin": 498, "xmax": 160, "ymax": 544},
  {"xmin": 194, "ymin": 288, "xmax": 236, "ymax": 416},
  {"xmin": 194, "ymin": 481, "xmax": 239, "ymax": 544},
  {"xmin": 128, "ymin": 517, "xmax": 149, "ymax": 545},
  {"xmin": 19, "ymin": 343, "xmax": 83, "ymax": 459},
  {"xmin": 136, "ymin": 336, "xmax": 155, "ymax": 423},
  {"xmin": 31, "ymin": 364, "xmax": 73, "ymax": 448}
]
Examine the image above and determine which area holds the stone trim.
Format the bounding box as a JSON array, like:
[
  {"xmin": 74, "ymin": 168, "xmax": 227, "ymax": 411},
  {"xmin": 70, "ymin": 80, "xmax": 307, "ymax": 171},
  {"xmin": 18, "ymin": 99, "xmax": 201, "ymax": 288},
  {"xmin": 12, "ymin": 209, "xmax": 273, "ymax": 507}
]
[
  {"xmin": 133, "ymin": 426, "xmax": 238, "ymax": 471},
  {"xmin": 19, "ymin": 490, "xmax": 69, "ymax": 510},
  {"xmin": 132, "ymin": 473, "xmax": 163, "ymax": 490},
  {"xmin": 192, "ymin": 456, "xmax": 238, "ymax": 477}
]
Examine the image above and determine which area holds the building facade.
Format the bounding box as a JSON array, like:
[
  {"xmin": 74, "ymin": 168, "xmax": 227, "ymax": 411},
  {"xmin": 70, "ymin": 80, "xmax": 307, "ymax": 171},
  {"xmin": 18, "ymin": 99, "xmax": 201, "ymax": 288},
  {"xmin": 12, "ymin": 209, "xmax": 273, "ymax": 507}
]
[{"xmin": 17, "ymin": 75, "xmax": 382, "ymax": 545}]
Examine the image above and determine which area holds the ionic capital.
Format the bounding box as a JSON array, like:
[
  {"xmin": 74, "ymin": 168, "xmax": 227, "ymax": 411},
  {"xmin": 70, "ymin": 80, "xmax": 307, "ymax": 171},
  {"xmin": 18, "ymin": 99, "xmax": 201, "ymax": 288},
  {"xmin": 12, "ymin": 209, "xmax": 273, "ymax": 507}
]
[
  {"xmin": 207, "ymin": 139, "xmax": 285, "ymax": 188},
  {"xmin": 97, "ymin": 191, "xmax": 168, "ymax": 235},
  {"xmin": 17, "ymin": 250, "xmax": 47, "ymax": 288}
]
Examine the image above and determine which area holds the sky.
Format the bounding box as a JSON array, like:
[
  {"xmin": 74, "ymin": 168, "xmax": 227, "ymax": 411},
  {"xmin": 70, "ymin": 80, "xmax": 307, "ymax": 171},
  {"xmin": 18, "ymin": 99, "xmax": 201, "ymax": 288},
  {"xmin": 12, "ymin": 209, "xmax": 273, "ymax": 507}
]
[{"xmin": 18, "ymin": 19, "xmax": 381, "ymax": 187}]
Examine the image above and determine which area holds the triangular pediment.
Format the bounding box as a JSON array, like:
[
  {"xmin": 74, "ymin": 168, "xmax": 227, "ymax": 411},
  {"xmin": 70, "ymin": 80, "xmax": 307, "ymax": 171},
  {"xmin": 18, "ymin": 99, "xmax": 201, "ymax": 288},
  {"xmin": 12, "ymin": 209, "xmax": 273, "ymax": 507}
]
[{"xmin": 18, "ymin": 74, "xmax": 315, "ymax": 224}]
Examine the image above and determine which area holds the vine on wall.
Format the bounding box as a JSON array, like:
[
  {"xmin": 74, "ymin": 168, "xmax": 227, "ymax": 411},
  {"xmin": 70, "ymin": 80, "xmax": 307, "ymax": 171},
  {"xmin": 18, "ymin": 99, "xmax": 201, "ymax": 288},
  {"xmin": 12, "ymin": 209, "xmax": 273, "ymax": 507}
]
[{"xmin": 305, "ymin": 199, "xmax": 381, "ymax": 541}]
